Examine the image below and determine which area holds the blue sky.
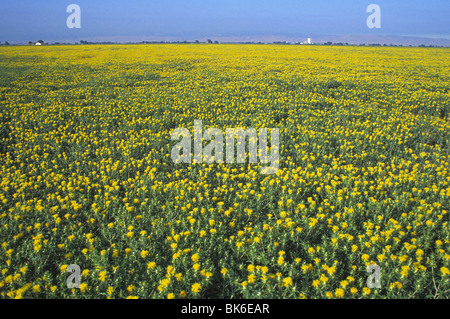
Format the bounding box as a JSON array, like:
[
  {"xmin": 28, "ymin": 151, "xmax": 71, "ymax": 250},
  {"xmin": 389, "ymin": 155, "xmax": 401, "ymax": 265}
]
[{"xmin": 0, "ymin": 0, "xmax": 449, "ymax": 43}]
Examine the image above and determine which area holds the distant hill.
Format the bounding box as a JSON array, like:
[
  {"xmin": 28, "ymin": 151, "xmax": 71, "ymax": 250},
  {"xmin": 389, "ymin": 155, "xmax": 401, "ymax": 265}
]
[
  {"xmin": 29, "ymin": 33, "xmax": 450, "ymax": 47},
  {"xmin": 206, "ymin": 34, "xmax": 450, "ymax": 46},
  {"xmin": 309, "ymin": 34, "xmax": 450, "ymax": 47}
]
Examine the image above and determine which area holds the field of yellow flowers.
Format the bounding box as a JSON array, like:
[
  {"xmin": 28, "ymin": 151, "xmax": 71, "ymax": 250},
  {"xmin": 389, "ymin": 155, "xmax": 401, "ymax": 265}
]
[{"xmin": 0, "ymin": 44, "xmax": 449, "ymax": 299}]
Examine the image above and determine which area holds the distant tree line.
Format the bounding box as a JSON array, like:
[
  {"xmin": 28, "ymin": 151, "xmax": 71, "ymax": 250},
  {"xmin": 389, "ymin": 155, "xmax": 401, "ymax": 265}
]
[{"xmin": 0, "ymin": 40, "xmax": 444, "ymax": 47}]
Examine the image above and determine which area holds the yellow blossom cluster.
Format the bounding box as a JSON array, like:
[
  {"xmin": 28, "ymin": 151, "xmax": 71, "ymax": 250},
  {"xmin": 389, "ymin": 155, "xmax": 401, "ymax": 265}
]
[{"xmin": 0, "ymin": 44, "xmax": 449, "ymax": 298}]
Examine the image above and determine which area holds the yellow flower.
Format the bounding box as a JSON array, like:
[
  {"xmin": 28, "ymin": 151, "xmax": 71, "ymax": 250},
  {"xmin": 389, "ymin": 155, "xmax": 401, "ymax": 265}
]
[
  {"xmin": 326, "ymin": 266, "xmax": 336, "ymax": 275},
  {"xmin": 107, "ymin": 287, "xmax": 114, "ymax": 295},
  {"xmin": 400, "ymin": 265, "xmax": 410, "ymax": 277},
  {"xmin": 167, "ymin": 293, "xmax": 175, "ymax": 299},
  {"xmin": 147, "ymin": 262, "xmax": 156, "ymax": 269},
  {"xmin": 98, "ymin": 271, "xmax": 107, "ymax": 281},
  {"xmin": 335, "ymin": 288, "xmax": 345, "ymax": 298},
  {"xmin": 191, "ymin": 253, "xmax": 200, "ymax": 263},
  {"xmin": 79, "ymin": 283, "xmax": 88, "ymax": 292},
  {"xmin": 282, "ymin": 277, "xmax": 293, "ymax": 287},
  {"xmin": 390, "ymin": 282, "xmax": 403, "ymax": 289},
  {"xmin": 167, "ymin": 265, "xmax": 175, "ymax": 274},
  {"xmin": 301, "ymin": 264, "xmax": 313, "ymax": 272},
  {"xmin": 191, "ymin": 283, "xmax": 202, "ymax": 293},
  {"xmin": 221, "ymin": 268, "xmax": 228, "ymax": 275},
  {"xmin": 441, "ymin": 267, "xmax": 450, "ymax": 275}
]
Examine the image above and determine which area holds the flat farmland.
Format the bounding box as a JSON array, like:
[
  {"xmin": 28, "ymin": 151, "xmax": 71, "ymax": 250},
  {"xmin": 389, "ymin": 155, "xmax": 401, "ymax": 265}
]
[{"xmin": 0, "ymin": 44, "xmax": 449, "ymax": 298}]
